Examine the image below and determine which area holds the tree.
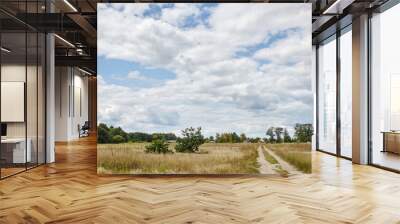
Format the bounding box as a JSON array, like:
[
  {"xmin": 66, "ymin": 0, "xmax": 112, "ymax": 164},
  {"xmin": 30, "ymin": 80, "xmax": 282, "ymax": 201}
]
[
  {"xmin": 214, "ymin": 132, "xmax": 242, "ymax": 143},
  {"xmin": 152, "ymin": 133, "xmax": 177, "ymax": 141},
  {"xmin": 97, "ymin": 123, "xmax": 110, "ymax": 143},
  {"xmin": 294, "ymin": 123, "xmax": 313, "ymax": 142},
  {"xmin": 283, "ymin": 128, "xmax": 291, "ymax": 143},
  {"xmin": 240, "ymin": 133, "xmax": 247, "ymax": 143},
  {"xmin": 175, "ymin": 127, "xmax": 205, "ymax": 153},
  {"xmin": 109, "ymin": 126, "xmax": 128, "ymax": 142},
  {"xmin": 215, "ymin": 133, "xmax": 220, "ymax": 143},
  {"xmin": 266, "ymin": 127, "xmax": 275, "ymax": 143},
  {"xmin": 145, "ymin": 139, "xmax": 172, "ymax": 154},
  {"xmin": 275, "ymin": 127, "xmax": 284, "ymax": 143},
  {"xmin": 96, "ymin": 124, "xmax": 178, "ymax": 144},
  {"xmin": 232, "ymin": 132, "xmax": 240, "ymax": 143},
  {"xmin": 128, "ymin": 132, "xmax": 152, "ymax": 142},
  {"xmin": 209, "ymin": 136, "xmax": 214, "ymax": 142},
  {"xmin": 248, "ymin": 137, "xmax": 261, "ymax": 143},
  {"xmin": 111, "ymin": 135, "xmax": 125, "ymax": 144}
]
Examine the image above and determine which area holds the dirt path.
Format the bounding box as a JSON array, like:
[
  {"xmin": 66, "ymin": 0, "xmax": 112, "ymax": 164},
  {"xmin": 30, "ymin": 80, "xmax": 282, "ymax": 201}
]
[
  {"xmin": 257, "ymin": 146, "xmax": 277, "ymax": 174},
  {"xmin": 263, "ymin": 146, "xmax": 301, "ymax": 175}
]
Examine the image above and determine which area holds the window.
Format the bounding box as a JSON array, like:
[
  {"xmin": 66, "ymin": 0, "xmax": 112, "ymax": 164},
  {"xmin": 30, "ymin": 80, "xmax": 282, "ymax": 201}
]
[
  {"xmin": 370, "ymin": 3, "xmax": 400, "ymax": 171},
  {"xmin": 0, "ymin": 2, "xmax": 46, "ymax": 179},
  {"xmin": 317, "ymin": 36, "xmax": 337, "ymax": 154},
  {"xmin": 339, "ymin": 27, "xmax": 352, "ymax": 158}
]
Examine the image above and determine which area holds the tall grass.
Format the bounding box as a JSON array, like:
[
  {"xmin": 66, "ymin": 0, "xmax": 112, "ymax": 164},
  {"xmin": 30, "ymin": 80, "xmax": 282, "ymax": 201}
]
[
  {"xmin": 266, "ymin": 143, "xmax": 311, "ymax": 173},
  {"xmin": 262, "ymin": 149, "xmax": 278, "ymax": 164},
  {"xmin": 97, "ymin": 143, "xmax": 259, "ymax": 174},
  {"xmin": 262, "ymin": 149, "xmax": 288, "ymax": 177}
]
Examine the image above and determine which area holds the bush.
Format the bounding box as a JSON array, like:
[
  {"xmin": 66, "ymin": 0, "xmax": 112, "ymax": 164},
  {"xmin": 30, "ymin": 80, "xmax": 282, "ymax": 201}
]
[
  {"xmin": 111, "ymin": 135, "xmax": 125, "ymax": 144},
  {"xmin": 175, "ymin": 127, "xmax": 205, "ymax": 153},
  {"xmin": 128, "ymin": 132, "xmax": 153, "ymax": 142},
  {"xmin": 145, "ymin": 139, "xmax": 172, "ymax": 154},
  {"xmin": 97, "ymin": 123, "xmax": 128, "ymax": 143},
  {"xmin": 98, "ymin": 124, "xmax": 110, "ymax": 143},
  {"xmin": 109, "ymin": 127, "xmax": 128, "ymax": 142}
]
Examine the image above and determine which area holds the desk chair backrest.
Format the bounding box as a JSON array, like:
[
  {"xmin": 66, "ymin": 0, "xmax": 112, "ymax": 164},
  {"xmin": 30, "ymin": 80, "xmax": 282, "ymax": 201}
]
[{"xmin": 82, "ymin": 121, "xmax": 90, "ymax": 130}]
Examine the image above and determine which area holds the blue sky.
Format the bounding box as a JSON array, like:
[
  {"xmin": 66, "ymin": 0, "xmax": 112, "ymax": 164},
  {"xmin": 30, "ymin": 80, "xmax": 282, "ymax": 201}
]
[
  {"xmin": 98, "ymin": 57, "xmax": 175, "ymax": 88},
  {"xmin": 98, "ymin": 3, "xmax": 312, "ymax": 137}
]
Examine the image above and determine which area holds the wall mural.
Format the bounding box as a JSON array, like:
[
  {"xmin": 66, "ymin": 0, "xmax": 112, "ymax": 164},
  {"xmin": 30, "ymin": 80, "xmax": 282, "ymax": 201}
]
[{"xmin": 97, "ymin": 3, "xmax": 313, "ymax": 175}]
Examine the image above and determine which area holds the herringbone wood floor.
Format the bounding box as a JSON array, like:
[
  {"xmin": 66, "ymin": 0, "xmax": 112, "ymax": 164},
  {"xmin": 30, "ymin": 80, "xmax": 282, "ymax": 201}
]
[{"xmin": 1, "ymin": 136, "xmax": 400, "ymax": 223}]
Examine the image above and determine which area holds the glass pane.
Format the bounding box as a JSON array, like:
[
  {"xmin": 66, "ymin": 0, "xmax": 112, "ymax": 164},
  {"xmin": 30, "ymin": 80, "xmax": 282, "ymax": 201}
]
[
  {"xmin": 312, "ymin": 46, "xmax": 317, "ymax": 151},
  {"xmin": 371, "ymin": 4, "xmax": 400, "ymax": 171},
  {"xmin": 1, "ymin": 31, "xmax": 27, "ymax": 177},
  {"xmin": 27, "ymin": 31, "xmax": 38, "ymax": 169},
  {"xmin": 340, "ymin": 29, "xmax": 352, "ymax": 158},
  {"xmin": 318, "ymin": 37, "xmax": 337, "ymax": 154},
  {"xmin": 26, "ymin": 0, "xmax": 38, "ymax": 169},
  {"xmin": 0, "ymin": 1, "xmax": 46, "ymax": 178}
]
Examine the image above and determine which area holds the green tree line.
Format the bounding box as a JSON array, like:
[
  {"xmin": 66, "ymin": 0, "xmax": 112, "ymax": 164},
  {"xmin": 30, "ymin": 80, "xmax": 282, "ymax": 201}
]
[
  {"xmin": 98, "ymin": 123, "xmax": 313, "ymax": 144},
  {"xmin": 208, "ymin": 124, "xmax": 313, "ymax": 144},
  {"xmin": 97, "ymin": 123, "xmax": 177, "ymax": 144},
  {"xmin": 265, "ymin": 124, "xmax": 313, "ymax": 143}
]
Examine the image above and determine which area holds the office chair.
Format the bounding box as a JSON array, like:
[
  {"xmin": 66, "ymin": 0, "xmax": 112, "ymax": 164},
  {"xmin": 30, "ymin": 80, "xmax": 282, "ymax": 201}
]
[{"xmin": 79, "ymin": 121, "xmax": 90, "ymax": 138}]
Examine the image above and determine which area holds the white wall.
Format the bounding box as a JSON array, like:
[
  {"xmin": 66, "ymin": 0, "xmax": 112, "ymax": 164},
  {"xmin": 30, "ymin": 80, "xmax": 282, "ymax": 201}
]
[
  {"xmin": 55, "ymin": 67, "xmax": 69, "ymax": 141},
  {"xmin": 1, "ymin": 63, "xmax": 46, "ymax": 164},
  {"xmin": 72, "ymin": 72, "xmax": 89, "ymax": 138},
  {"xmin": 1, "ymin": 65, "xmax": 26, "ymax": 137},
  {"xmin": 55, "ymin": 67, "xmax": 89, "ymax": 141},
  {"xmin": 1, "ymin": 65, "xmax": 39, "ymax": 137}
]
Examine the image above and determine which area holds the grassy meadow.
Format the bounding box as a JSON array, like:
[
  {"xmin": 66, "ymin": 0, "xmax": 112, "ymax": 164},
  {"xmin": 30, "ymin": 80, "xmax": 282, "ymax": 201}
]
[
  {"xmin": 97, "ymin": 123, "xmax": 313, "ymax": 175},
  {"xmin": 266, "ymin": 143, "xmax": 311, "ymax": 173},
  {"xmin": 97, "ymin": 142, "xmax": 260, "ymax": 174}
]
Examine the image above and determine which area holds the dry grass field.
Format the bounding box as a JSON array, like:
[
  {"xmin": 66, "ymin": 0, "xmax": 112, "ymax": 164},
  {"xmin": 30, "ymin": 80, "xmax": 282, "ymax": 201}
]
[
  {"xmin": 266, "ymin": 143, "xmax": 312, "ymax": 173},
  {"xmin": 97, "ymin": 143, "xmax": 260, "ymax": 174}
]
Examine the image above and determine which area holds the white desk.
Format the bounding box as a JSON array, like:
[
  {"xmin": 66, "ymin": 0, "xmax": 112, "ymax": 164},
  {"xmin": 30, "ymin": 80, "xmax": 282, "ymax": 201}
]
[{"xmin": 1, "ymin": 138, "xmax": 31, "ymax": 163}]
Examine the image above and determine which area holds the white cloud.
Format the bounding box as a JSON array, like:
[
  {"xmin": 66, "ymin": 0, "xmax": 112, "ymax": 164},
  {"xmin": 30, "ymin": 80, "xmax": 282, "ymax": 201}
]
[
  {"xmin": 97, "ymin": 3, "xmax": 313, "ymax": 137},
  {"xmin": 160, "ymin": 4, "xmax": 201, "ymax": 27},
  {"xmin": 253, "ymin": 30, "xmax": 311, "ymax": 65},
  {"xmin": 126, "ymin": 71, "xmax": 147, "ymax": 80}
]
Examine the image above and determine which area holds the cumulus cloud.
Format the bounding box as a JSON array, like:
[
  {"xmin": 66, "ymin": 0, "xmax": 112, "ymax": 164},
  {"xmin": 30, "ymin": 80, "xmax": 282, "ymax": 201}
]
[
  {"xmin": 97, "ymin": 3, "xmax": 313, "ymax": 137},
  {"xmin": 253, "ymin": 30, "xmax": 310, "ymax": 65},
  {"xmin": 126, "ymin": 71, "xmax": 147, "ymax": 80},
  {"xmin": 160, "ymin": 4, "xmax": 201, "ymax": 27}
]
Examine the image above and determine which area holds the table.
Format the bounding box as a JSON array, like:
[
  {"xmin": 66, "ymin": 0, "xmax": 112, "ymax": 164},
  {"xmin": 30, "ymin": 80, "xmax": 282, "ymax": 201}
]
[
  {"xmin": 1, "ymin": 138, "xmax": 31, "ymax": 164},
  {"xmin": 382, "ymin": 131, "xmax": 400, "ymax": 154}
]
